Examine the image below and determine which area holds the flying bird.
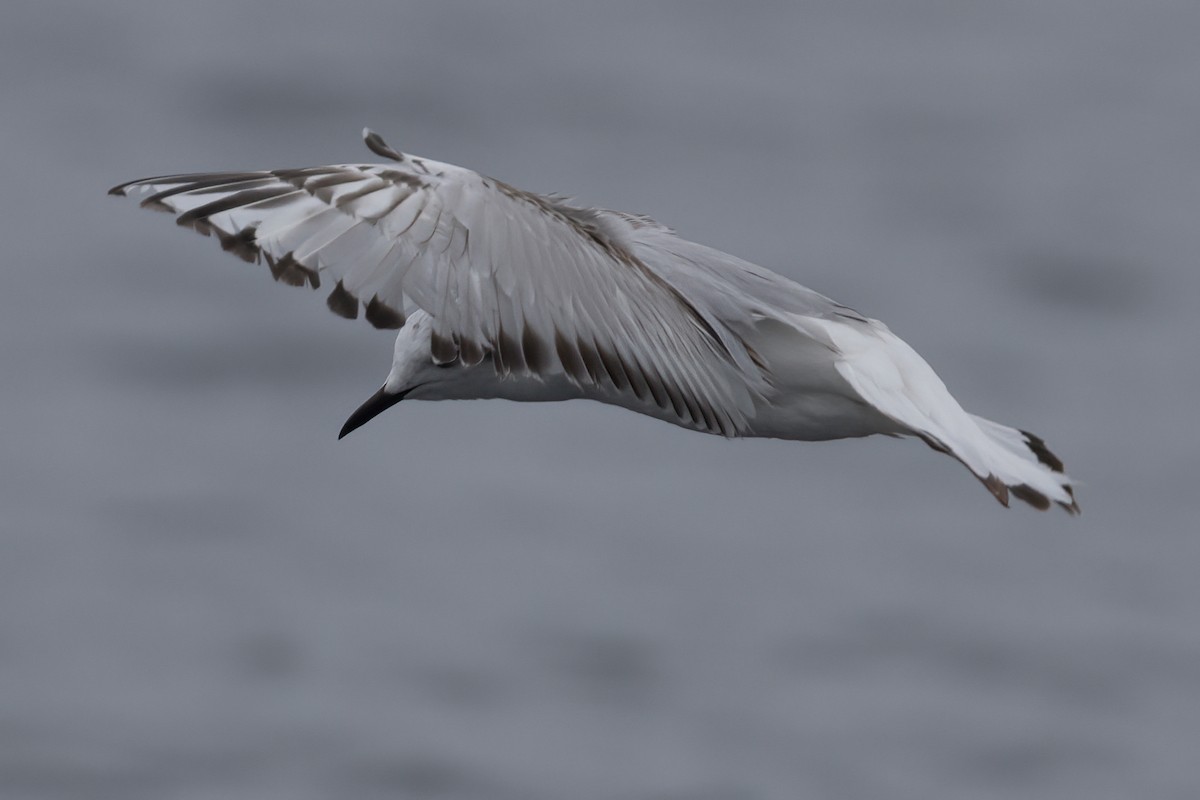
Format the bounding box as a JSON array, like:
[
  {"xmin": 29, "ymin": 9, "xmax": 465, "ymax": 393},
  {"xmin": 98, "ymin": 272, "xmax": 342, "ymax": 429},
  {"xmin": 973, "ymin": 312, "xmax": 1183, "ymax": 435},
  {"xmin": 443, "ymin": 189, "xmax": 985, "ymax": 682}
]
[{"xmin": 110, "ymin": 129, "xmax": 1078, "ymax": 513}]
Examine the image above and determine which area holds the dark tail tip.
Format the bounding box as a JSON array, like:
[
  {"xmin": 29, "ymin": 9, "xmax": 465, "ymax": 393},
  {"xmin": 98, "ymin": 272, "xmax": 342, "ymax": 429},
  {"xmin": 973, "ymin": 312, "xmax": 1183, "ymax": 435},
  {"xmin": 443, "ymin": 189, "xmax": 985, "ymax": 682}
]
[{"xmin": 1020, "ymin": 429, "xmax": 1066, "ymax": 473}]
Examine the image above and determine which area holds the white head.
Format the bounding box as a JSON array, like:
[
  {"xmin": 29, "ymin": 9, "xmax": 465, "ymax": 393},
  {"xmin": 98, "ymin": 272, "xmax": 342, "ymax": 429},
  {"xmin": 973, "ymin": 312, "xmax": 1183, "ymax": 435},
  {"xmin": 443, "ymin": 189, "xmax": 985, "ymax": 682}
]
[
  {"xmin": 338, "ymin": 311, "xmax": 461, "ymax": 438},
  {"xmin": 337, "ymin": 310, "xmax": 582, "ymax": 439}
]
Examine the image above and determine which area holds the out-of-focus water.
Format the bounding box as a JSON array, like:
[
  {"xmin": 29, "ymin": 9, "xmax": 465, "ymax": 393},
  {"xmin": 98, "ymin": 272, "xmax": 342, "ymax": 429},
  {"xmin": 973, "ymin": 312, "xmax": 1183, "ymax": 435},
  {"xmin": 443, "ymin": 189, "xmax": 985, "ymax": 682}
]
[{"xmin": 3, "ymin": 2, "xmax": 1199, "ymax": 798}]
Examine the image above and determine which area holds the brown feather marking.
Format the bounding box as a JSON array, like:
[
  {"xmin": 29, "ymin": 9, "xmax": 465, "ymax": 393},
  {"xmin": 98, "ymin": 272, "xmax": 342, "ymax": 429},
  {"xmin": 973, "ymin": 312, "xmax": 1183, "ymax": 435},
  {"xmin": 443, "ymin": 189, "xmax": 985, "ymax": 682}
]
[
  {"xmin": 918, "ymin": 433, "xmax": 951, "ymax": 455},
  {"xmin": 111, "ymin": 172, "xmax": 265, "ymax": 204},
  {"xmin": 554, "ymin": 329, "xmax": 589, "ymax": 383},
  {"xmin": 264, "ymin": 252, "xmax": 319, "ymax": 288},
  {"xmin": 495, "ymin": 328, "xmax": 526, "ymax": 374},
  {"xmin": 376, "ymin": 169, "xmax": 425, "ymax": 190},
  {"xmin": 459, "ymin": 336, "xmax": 486, "ymax": 367},
  {"xmin": 1020, "ymin": 429, "xmax": 1065, "ymax": 473},
  {"xmin": 246, "ymin": 190, "xmax": 305, "ymax": 211},
  {"xmin": 339, "ymin": 179, "xmax": 415, "ymax": 221},
  {"xmin": 521, "ymin": 327, "xmax": 551, "ymax": 374},
  {"xmin": 326, "ymin": 280, "xmax": 359, "ymax": 319},
  {"xmin": 1058, "ymin": 485, "xmax": 1081, "ymax": 515},
  {"xmin": 1011, "ymin": 484, "xmax": 1052, "ymax": 511},
  {"xmin": 430, "ymin": 330, "xmax": 458, "ymax": 365},
  {"xmin": 641, "ymin": 371, "xmax": 670, "ymax": 411},
  {"xmin": 265, "ymin": 251, "xmax": 289, "ymax": 282},
  {"xmin": 272, "ymin": 167, "xmax": 345, "ymax": 184},
  {"xmin": 574, "ymin": 339, "xmax": 605, "ymax": 385},
  {"xmin": 594, "ymin": 343, "xmax": 631, "ymax": 392},
  {"xmin": 216, "ymin": 226, "xmax": 260, "ymax": 264},
  {"xmin": 297, "ymin": 264, "xmax": 320, "ymax": 290},
  {"xmin": 605, "ymin": 344, "xmax": 658, "ymax": 401},
  {"xmin": 307, "ymin": 173, "xmax": 373, "ymax": 203},
  {"xmin": 364, "ymin": 294, "xmax": 406, "ymax": 329},
  {"xmin": 328, "ymin": 181, "xmax": 387, "ymax": 211},
  {"xmin": 661, "ymin": 380, "xmax": 688, "ymax": 421},
  {"xmin": 678, "ymin": 388, "xmax": 707, "ymax": 430},
  {"xmin": 183, "ymin": 217, "xmax": 213, "ymax": 236},
  {"xmin": 745, "ymin": 343, "xmax": 770, "ymax": 374},
  {"xmin": 623, "ymin": 360, "xmax": 655, "ymax": 404},
  {"xmin": 982, "ymin": 474, "xmax": 1010, "ymax": 507},
  {"xmin": 176, "ymin": 186, "xmax": 297, "ymax": 227},
  {"xmin": 138, "ymin": 197, "xmax": 175, "ymax": 213}
]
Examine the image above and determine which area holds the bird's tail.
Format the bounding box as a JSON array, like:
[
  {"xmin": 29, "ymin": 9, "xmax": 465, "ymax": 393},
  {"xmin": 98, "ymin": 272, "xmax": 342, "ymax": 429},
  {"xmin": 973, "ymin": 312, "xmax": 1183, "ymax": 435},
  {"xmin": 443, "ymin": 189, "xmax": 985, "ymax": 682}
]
[
  {"xmin": 825, "ymin": 320, "xmax": 1079, "ymax": 513},
  {"xmin": 959, "ymin": 414, "xmax": 1079, "ymax": 513}
]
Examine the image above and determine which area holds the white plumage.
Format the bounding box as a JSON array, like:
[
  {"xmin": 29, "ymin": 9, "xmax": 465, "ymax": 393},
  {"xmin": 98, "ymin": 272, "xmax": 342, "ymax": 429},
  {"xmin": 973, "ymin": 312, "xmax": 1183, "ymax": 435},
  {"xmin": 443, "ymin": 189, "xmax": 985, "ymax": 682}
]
[{"xmin": 110, "ymin": 129, "xmax": 1078, "ymax": 513}]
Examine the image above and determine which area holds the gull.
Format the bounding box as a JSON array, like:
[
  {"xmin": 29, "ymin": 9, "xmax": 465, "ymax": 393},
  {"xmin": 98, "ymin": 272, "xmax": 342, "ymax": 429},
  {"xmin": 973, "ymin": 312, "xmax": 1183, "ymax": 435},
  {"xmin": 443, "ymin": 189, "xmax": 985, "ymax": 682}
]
[{"xmin": 110, "ymin": 129, "xmax": 1079, "ymax": 513}]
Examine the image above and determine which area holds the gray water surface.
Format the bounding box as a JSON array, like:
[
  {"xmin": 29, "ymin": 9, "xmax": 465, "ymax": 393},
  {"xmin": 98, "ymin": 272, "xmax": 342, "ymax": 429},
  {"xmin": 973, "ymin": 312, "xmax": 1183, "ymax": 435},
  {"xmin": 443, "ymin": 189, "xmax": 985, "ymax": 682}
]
[{"xmin": 3, "ymin": 3, "xmax": 1198, "ymax": 798}]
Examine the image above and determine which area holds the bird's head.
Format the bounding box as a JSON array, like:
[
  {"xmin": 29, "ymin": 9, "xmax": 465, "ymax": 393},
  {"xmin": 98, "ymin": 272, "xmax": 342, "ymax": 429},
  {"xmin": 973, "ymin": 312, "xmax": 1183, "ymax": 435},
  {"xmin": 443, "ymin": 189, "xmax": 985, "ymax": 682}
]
[{"xmin": 338, "ymin": 310, "xmax": 462, "ymax": 439}]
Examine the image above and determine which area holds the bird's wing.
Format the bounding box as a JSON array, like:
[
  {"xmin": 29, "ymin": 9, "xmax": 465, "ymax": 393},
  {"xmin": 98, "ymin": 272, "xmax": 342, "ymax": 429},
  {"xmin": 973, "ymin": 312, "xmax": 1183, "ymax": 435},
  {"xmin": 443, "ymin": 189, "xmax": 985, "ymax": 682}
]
[{"xmin": 110, "ymin": 130, "xmax": 765, "ymax": 434}]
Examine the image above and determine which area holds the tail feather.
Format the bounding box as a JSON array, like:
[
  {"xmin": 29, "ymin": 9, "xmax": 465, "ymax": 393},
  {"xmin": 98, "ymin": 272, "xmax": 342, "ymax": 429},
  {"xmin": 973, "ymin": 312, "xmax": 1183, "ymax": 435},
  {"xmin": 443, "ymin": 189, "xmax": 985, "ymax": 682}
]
[
  {"xmin": 968, "ymin": 415, "xmax": 1079, "ymax": 514},
  {"xmin": 825, "ymin": 319, "xmax": 1079, "ymax": 514}
]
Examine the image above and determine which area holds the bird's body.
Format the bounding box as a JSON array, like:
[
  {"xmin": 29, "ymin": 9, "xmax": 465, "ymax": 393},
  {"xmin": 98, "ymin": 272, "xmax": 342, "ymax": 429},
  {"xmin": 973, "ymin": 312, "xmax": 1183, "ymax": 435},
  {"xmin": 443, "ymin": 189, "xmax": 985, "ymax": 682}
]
[{"xmin": 111, "ymin": 130, "xmax": 1078, "ymax": 513}]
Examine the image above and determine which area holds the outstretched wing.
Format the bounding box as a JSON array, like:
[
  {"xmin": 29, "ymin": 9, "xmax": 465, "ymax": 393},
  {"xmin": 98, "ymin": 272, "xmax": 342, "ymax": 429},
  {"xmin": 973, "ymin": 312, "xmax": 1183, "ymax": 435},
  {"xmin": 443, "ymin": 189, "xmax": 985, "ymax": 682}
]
[{"xmin": 110, "ymin": 130, "xmax": 767, "ymax": 435}]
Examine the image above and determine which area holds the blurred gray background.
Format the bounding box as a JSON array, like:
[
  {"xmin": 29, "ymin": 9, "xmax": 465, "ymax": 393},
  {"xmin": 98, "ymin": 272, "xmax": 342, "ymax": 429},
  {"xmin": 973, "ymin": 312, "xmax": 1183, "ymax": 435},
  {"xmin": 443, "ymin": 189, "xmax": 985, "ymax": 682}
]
[{"xmin": 3, "ymin": 2, "xmax": 1198, "ymax": 798}]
